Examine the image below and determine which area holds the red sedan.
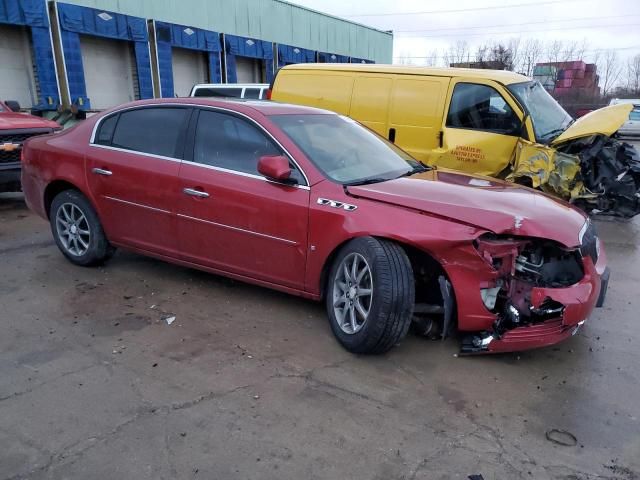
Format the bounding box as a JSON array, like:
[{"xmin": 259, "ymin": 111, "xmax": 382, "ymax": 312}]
[{"xmin": 21, "ymin": 98, "xmax": 609, "ymax": 354}]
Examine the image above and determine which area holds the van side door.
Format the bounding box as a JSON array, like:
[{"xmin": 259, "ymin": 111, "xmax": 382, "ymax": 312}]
[
  {"xmin": 434, "ymin": 79, "xmax": 524, "ymax": 177},
  {"xmin": 349, "ymin": 76, "xmax": 392, "ymax": 138},
  {"xmin": 387, "ymin": 76, "xmax": 450, "ymax": 164}
]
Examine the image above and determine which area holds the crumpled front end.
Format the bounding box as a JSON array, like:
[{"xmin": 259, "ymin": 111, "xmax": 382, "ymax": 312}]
[
  {"xmin": 508, "ymin": 136, "xmax": 640, "ymax": 218},
  {"xmin": 441, "ymin": 222, "xmax": 607, "ymax": 354}
]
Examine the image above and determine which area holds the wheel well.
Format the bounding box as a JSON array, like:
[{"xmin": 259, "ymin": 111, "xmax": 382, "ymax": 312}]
[
  {"xmin": 319, "ymin": 236, "xmax": 449, "ymax": 305},
  {"xmin": 43, "ymin": 180, "xmax": 79, "ymax": 218}
]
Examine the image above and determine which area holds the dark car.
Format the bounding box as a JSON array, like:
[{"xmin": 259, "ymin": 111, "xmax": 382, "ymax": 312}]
[{"xmin": 21, "ymin": 98, "xmax": 608, "ymax": 354}]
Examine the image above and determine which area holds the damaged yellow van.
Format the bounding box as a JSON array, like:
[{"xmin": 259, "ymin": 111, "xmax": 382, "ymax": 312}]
[{"xmin": 271, "ymin": 64, "xmax": 639, "ymax": 217}]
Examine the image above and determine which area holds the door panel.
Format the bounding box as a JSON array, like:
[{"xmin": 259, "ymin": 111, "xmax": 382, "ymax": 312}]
[
  {"xmin": 86, "ymin": 106, "xmax": 191, "ymax": 255},
  {"xmin": 434, "ymin": 79, "xmax": 523, "ymax": 177},
  {"xmin": 349, "ymin": 76, "xmax": 392, "ymax": 137},
  {"xmin": 176, "ymin": 109, "xmax": 309, "ymax": 288},
  {"xmin": 388, "ymin": 76, "xmax": 449, "ymax": 164},
  {"xmin": 177, "ymin": 166, "xmax": 309, "ymax": 288},
  {"xmin": 87, "ymin": 147, "xmax": 181, "ymax": 254}
]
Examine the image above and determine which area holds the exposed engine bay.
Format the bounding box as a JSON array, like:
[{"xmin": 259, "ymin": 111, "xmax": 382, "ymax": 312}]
[
  {"xmin": 463, "ymin": 232, "xmax": 594, "ymax": 353},
  {"xmin": 410, "ymin": 226, "xmax": 598, "ymax": 354},
  {"xmin": 556, "ymin": 136, "xmax": 640, "ymax": 218},
  {"xmin": 511, "ymin": 135, "xmax": 640, "ymax": 218}
]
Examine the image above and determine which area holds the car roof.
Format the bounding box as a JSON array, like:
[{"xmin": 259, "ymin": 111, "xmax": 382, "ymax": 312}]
[
  {"xmin": 101, "ymin": 97, "xmax": 334, "ymax": 116},
  {"xmin": 280, "ymin": 63, "xmax": 530, "ymax": 85}
]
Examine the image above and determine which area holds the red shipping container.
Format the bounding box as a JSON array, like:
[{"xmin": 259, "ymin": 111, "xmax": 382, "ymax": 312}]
[
  {"xmin": 554, "ymin": 87, "xmax": 571, "ymax": 96},
  {"xmin": 555, "ymin": 78, "xmax": 573, "ymax": 88}
]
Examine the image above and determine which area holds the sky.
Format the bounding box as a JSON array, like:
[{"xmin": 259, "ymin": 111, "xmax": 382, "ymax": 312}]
[{"xmin": 288, "ymin": 0, "xmax": 640, "ymax": 67}]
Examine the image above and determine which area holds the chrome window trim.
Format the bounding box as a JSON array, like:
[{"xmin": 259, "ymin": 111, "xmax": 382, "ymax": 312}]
[
  {"xmin": 177, "ymin": 213, "xmax": 298, "ymax": 245},
  {"xmin": 180, "ymin": 159, "xmax": 311, "ymax": 190},
  {"xmin": 89, "ymin": 102, "xmax": 310, "ymax": 187},
  {"xmin": 90, "ymin": 143, "xmax": 182, "ymax": 164}
]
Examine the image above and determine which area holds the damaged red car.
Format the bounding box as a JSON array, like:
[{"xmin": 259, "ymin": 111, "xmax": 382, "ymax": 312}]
[{"xmin": 21, "ymin": 98, "xmax": 609, "ymax": 354}]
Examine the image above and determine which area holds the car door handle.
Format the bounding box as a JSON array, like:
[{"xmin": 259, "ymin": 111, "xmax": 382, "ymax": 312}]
[
  {"xmin": 92, "ymin": 168, "xmax": 112, "ymax": 176},
  {"xmin": 183, "ymin": 188, "xmax": 210, "ymax": 198}
]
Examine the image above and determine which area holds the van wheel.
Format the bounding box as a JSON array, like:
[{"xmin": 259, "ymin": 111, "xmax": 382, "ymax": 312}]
[
  {"xmin": 326, "ymin": 237, "xmax": 415, "ymax": 354},
  {"xmin": 50, "ymin": 190, "xmax": 115, "ymax": 266}
]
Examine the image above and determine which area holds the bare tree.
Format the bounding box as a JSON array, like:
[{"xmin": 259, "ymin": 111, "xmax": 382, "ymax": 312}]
[
  {"xmin": 424, "ymin": 49, "xmax": 440, "ymax": 67},
  {"xmin": 444, "ymin": 40, "xmax": 471, "ymax": 66},
  {"xmin": 507, "ymin": 38, "xmax": 522, "ymax": 72},
  {"xmin": 598, "ymin": 49, "xmax": 623, "ymax": 95},
  {"xmin": 626, "ymin": 54, "xmax": 640, "ymax": 95},
  {"xmin": 519, "ymin": 38, "xmax": 544, "ymax": 76}
]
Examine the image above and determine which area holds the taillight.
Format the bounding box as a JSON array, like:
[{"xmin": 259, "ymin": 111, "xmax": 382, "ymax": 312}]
[
  {"xmin": 20, "ymin": 148, "xmax": 25, "ymax": 162},
  {"xmin": 266, "ymin": 89, "xmax": 272, "ymax": 100}
]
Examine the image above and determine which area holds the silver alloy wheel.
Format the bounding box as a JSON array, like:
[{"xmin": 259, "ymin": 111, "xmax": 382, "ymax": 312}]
[
  {"xmin": 55, "ymin": 202, "xmax": 91, "ymax": 257},
  {"xmin": 332, "ymin": 252, "xmax": 373, "ymax": 334}
]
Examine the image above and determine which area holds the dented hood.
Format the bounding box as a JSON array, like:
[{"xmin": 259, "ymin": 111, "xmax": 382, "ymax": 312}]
[
  {"xmin": 348, "ymin": 169, "xmax": 587, "ymax": 248},
  {"xmin": 551, "ymin": 103, "xmax": 632, "ymax": 145}
]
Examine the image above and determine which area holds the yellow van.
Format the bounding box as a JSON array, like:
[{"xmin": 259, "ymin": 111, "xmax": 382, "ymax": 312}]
[{"xmin": 271, "ymin": 64, "xmax": 639, "ymax": 217}]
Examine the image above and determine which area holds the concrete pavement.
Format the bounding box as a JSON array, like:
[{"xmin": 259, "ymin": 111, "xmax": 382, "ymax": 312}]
[{"xmin": 1, "ymin": 151, "xmax": 639, "ymax": 478}]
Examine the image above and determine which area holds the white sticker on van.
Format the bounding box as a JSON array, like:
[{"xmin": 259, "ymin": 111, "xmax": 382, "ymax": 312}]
[{"xmin": 468, "ymin": 179, "xmax": 492, "ymax": 187}]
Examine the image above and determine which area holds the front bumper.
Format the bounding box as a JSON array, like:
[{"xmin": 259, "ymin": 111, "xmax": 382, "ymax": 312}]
[
  {"xmin": 0, "ymin": 163, "xmax": 21, "ymax": 192},
  {"xmin": 474, "ymin": 255, "xmax": 606, "ymax": 354},
  {"xmin": 443, "ymin": 239, "xmax": 608, "ymax": 354}
]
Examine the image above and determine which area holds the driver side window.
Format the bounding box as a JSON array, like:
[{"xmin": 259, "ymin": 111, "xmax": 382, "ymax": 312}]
[
  {"xmin": 446, "ymin": 83, "xmax": 520, "ymax": 135},
  {"xmin": 193, "ymin": 110, "xmax": 305, "ymax": 184}
]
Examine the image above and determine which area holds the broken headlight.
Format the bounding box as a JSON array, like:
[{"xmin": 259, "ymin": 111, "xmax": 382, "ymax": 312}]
[
  {"xmin": 578, "ymin": 220, "xmax": 599, "ymax": 263},
  {"xmin": 475, "ymin": 234, "xmax": 584, "ymax": 288}
]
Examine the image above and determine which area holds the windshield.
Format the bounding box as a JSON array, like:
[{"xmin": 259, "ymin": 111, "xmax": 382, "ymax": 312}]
[
  {"xmin": 0, "ymin": 103, "xmax": 5, "ymax": 112},
  {"xmin": 630, "ymin": 109, "xmax": 640, "ymax": 121},
  {"xmin": 508, "ymin": 81, "xmax": 573, "ymax": 143},
  {"xmin": 270, "ymin": 114, "xmax": 423, "ymax": 185}
]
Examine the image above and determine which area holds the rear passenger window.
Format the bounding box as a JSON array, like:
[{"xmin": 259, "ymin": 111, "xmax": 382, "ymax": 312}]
[
  {"xmin": 243, "ymin": 88, "xmax": 261, "ymax": 99},
  {"xmin": 193, "ymin": 110, "xmax": 304, "ymax": 184},
  {"xmin": 111, "ymin": 108, "xmax": 189, "ymax": 157},
  {"xmin": 446, "ymin": 83, "xmax": 520, "ymax": 135},
  {"xmin": 95, "ymin": 114, "xmax": 118, "ymax": 145}
]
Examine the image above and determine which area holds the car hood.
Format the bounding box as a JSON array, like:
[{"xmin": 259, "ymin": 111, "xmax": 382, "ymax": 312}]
[
  {"xmin": 347, "ymin": 169, "xmax": 587, "ymax": 248},
  {"xmin": 551, "ymin": 103, "xmax": 632, "ymax": 145},
  {"xmin": 0, "ymin": 112, "xmax": 59, "ymax": 131}
]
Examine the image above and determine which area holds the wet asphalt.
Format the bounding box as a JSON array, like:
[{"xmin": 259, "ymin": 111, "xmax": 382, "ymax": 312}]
[{"xmin": 1, "ymin": 141, "xmax": 639, "ymax": 479}]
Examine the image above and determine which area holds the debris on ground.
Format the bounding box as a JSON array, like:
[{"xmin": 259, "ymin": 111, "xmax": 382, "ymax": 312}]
[
  {"xmin": 546, "ymin": 429, "xmax": 577, "ymax": 446},
  {"xmin": 164, "ymin": 316, "xmax": 176, "ymax": 325}
]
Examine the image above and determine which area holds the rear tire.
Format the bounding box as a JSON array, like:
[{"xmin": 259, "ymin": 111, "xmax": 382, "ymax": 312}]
[
  {"xmin": 49, "ymin": 189, "xmax": 114, "ymax": 266},
  {"xmin": 326, "ymin": 237, "xmax": 414, "ymax": 354}
]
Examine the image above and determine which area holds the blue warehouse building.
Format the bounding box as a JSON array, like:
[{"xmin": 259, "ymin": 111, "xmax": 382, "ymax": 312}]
[{"xmin": 0, "ymin": 0, "xmax": 392, "ymax": 113}]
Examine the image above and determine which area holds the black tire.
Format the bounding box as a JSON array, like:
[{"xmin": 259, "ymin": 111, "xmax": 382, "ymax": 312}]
[
  {"xmin": 49, "ymin": 189, "xmax": 115, "ymax": 266},
  {"xmin": 325, "ymin": 237, "xmax": 415, "ymax": 354}
]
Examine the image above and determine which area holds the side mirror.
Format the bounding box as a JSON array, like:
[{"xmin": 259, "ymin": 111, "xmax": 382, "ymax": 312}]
[
  {"xmin": 5, "ymin": 100, "xmax": 21, "ymax": 112},
  {"xmin": 257, "ymin": 155, "xmax": 293, "ymax": 182}
]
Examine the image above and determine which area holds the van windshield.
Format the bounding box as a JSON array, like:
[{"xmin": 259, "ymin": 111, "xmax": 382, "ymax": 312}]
[
  {"xmin": 271, "ymin": 114, "xmax": 425, "ymax": 185},
  {"xmin": 508, "ymin": 81, "xmax": 573, "ymax": 143}
]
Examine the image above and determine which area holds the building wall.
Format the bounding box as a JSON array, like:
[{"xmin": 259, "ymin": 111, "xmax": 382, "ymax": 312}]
[{"xmin": 52, "ymin": 0, "xmax": 393, "ymax": 63}]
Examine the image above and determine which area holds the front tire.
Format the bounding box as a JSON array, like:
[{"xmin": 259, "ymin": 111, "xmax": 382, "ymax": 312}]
[
  {"xmin": 326, "ymin": 237, "xmax": 415, "ymax": 354},
  {"xmin": 50, "ymin": 189, "xmax": 114, "ymax": 266}
]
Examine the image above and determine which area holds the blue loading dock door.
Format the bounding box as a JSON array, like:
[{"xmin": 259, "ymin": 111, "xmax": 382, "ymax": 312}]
[
  {"xmin": 154, "ymin": 21, "xmax": 222, "ymax": 98},
  {"xmin": 55, "ymin": 3, "xmax": 153, "ymax": 110},
  {"xmin": 318, "ymin": 52, "xmax": 349, "ymax": 63},
  {"xmin": 350, "ymin": 57, "xmax": 375, "ymax": 64},
  {"xmin": 0, "ymin": 0, "xmax": 59, "ymax": 110},
  {"xmin": 277, "ymin": 44, "xmax": 316, "ymax": 68},
  {"xmin": 223, "ymin": 34, "xmax": 274, "ymax": 84}
]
